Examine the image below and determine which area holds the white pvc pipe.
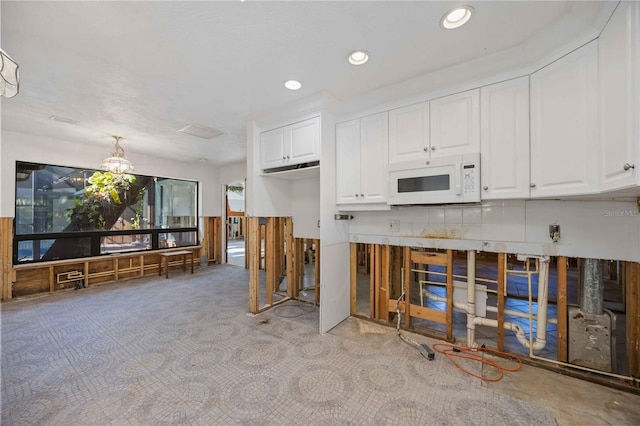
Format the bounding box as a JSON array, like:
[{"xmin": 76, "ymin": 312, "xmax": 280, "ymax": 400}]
[
  {"xmin": 421, "ymin": 254, "xmax": 552, "ymax": 352},
  {"xmin": 485, "ymin": 305, "xmax": 557, "ymax": 324},
  {"xmin": 530, "ymin": 257, "xmax": 550, "ymax": 351},
  {"xmin": 467, "ymin": 251, "xmax": 476, "ymax": 346},
  {"xmin": 423, "ymin": 289, "xmax": 558, "ymax": 326},
  {"xmin": 470, "ymin": 317, "xmax": 536, "ymax": 351}
]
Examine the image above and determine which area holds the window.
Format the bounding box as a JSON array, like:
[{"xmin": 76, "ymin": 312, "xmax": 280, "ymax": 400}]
[{"xmin": 14, "ymin": 161, "xmax": 198, "ymax": 264}]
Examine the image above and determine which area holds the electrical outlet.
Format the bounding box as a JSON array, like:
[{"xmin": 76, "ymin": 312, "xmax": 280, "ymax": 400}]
[
  {"xmin": 389, "ymin": 220, "xmax": 400, "ymax": 232},
  {"xmin": 549, "ymin": 224, "xmax": 560, "ymax": 242}
]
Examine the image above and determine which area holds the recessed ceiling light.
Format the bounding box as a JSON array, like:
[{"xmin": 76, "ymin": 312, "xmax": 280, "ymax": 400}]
[
  {"xmin": 441, "ymin": 6, "xmax": 474, "ymax": 30},
  {"xmin": 347, "ymin": 50, "xmax": 369, "ymax": 66},
  {"xmin": 284, "ymin": 80, "xmax": 302, "ymax": 90}
]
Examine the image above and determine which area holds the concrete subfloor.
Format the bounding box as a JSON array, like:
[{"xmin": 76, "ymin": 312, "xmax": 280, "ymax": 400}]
[
  {"xmin": 226, "ymin": 237, "xmax": 245, "ymax": 268},
  {"xmin": 2, "ymin": 265, "xmax": 639, "ymax": 425}
]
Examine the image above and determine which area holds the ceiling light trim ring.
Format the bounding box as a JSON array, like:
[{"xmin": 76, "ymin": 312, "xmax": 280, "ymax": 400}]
[
  {"xmin": 441, "ymin": 5, "xmax": 474, "ymax": 30},
  {"xmin": 284, "ymin": 80, "xmax": 302, "ymax": 90},
  {"xmin": 347, "ymin": 50, "xmax": 369, "ymax": 66}
]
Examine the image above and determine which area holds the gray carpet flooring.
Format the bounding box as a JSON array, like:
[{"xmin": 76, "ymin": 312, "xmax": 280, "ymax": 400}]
[{"xmin": 1, "ymin": 265, "xmax": 556, "ymax": 425}]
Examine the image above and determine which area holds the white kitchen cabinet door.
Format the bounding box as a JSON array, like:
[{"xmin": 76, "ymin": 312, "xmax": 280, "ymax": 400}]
[
  {"xmin": 430, "ymin": 89, "xmax": 480, "ymax": 157},
  {"xmin": 335, "ymin": 119, "xmax": 361, "ymax": 204},
  {"xmin": 599, "ymin": 1, "xmax": 640, "ymax": 192},
  {"xmin": 530, "ymin": 40, "xmax": 599, "ymax": 197},
  {"xmin": 289, "ymin": 116, "xmax": 320, "ymax": 164},
  {"xmin": 360, "ymin": 112, "xmax": 389, "ymax": 203},
  {"xmin": 260, "ymin": 126, "xmax": 287, "ymax": 170},
  {"xmin": 480, "ymin": 77, "xmax": 530, "ymax": 200},
  {"xmin": 388, "ymin": 101, "xmax": 429, "ymax": 163}
]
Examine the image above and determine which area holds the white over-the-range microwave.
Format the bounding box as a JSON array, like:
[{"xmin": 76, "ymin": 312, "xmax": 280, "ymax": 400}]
[{"xmin": 388, "ymin": 152, "xmax": 480, "ymax": 205}]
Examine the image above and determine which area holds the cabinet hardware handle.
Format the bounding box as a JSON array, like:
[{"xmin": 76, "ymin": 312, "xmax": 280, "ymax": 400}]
[
  {"xmin": 423, "ymin": 147, "xmax": 428, "ymax": 152},
  {"xmin": 483, "ymin": 186, "xmax": 488, "ymax": 190},
  {"xmin": 431, "ymin": 146, "xmax": 436, "ymax": 151},
  {"xmin": 623, "ymin": 163, "xmax": 635, "ymax": 171},
  {"xmin": 355, "ymin": 194, "xmax": 359, "ymax": 197},
  {"xmin": 286, "ymin": 155, "xmax": 290, "ymax": 159},
  {"xmin": 360, "ymin": 194, "xmax": 364, "ymax": 197},
  {"xmin": 282, "ymin": 156, "xmax": 286, "ymax": 160},
  {"xmin": 530, "ymin": 183, "xmax": 536, "ymax": 188}
]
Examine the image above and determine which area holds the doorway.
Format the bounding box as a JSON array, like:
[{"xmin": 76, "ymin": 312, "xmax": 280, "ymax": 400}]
[{"xmin": 225, "ymin": 181, "xmax": 245, "ymax": 267}]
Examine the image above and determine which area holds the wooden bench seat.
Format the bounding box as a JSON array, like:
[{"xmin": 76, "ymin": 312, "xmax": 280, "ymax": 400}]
[{"xmin": 159, "ymin": 250, "xmax": 195, "ymax": 279}]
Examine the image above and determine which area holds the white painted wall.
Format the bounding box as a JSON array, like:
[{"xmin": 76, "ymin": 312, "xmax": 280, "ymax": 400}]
[
  {"xmin": 0, "ymin": 130, "xmax": 220, "ymax": 217},
  {"xmin": 318, "ymin": 110, "xmax": 351, "ymax": 334},
  {"xmin": 348, "ymin": 200, "xmax": 640, "ymax": 262},
  {"xmin": 291, "ymin": 177, "xmax": 320, "ymax": 239},
  {"xmin": 218, "ymin": 161, "xmax": 246, "ymax": 186}
]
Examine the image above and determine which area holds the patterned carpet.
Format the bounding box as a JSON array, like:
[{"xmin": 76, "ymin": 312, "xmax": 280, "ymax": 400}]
[{"xmin": 1, "ymin": 265, "xmax": 556, "ymax": 425}]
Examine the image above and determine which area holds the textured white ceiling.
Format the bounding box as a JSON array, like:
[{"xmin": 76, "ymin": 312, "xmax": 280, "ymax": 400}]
[{"xmin": 1, "ymin": 1, "xmax": 608, "ymax": 167}]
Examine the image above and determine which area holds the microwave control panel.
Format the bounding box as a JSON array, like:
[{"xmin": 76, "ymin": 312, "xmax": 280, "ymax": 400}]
[{"xmin": 463, "ymin": 164, "xmax": 477, "ymax": 194}]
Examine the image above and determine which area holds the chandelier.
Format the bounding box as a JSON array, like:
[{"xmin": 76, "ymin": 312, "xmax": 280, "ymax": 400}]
[
  {"xmin": 0, "ymin": 48, "xmax": 19, "ymax": 98},
  {"xmin": 101, "ymin": 136, "xmax": 134, "ymax": 174}
]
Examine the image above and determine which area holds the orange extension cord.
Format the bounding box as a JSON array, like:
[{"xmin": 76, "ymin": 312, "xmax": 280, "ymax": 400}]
[{"xmin": 432, "ymin": 343, "xmax": 523, "ymax": 382}]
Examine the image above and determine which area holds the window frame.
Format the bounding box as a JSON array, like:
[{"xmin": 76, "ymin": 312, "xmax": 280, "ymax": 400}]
[{"xmin": 13, "ymin": 161, "xmax": 199, "ymax": 265}]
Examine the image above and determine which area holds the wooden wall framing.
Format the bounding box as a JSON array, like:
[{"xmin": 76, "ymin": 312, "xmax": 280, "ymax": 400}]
[
  {"xmin": 247, "ymin": 216, "xmax": 320, "ymax": 314},
  {"xmin": 1, "ymin": 218, "xmax": 13, "ymax": 301},
  {"xmin": 2, "ymin": 217, "xmax": 221, "ymax": 301},
  {"xmin": 202, "ymin": 216, "xmax": 223, "ymax": 265},
  {"xmin": 8, "ymin": 246, "xmax": 202, "ymax": 299},
  {"xmin": 625, "ymin": 262, "xmax": 640, "ymax": 378},
  {"xmin": 348, "ymin": 244, "xmax": 640, "ymax": 381}
]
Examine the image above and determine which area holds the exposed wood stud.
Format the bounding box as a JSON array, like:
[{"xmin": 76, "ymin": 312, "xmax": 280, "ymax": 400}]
[
  {"xmin": 285, "ymin": 218, "xmax": 295, "ymax": 299},
  {"xmin": 49, "ymin": 265, "xmax": 54, "ymax": 293},
  {"xmin": 248, "ymin": 217, "xmax": 260, "ymax": 314},
  {"xmin": 557, "ymin": 256, "xmax": 568, "ymax": 363},
  {"xmin": 380, "ymin": 245, "xmax": 390, "ymax": 322},
  {"xmin": 626, "ymin": 262, "xmax": 640, "ymax": 377},
  {"xmin": 296, "ymin": 238, "xmax": 305, "ymax": 298},
  {"xmin": 350, "ymin": 243, "xmax": 357, "ymax": 315},
  {"xmin": 391, "ymin": 246, "xmax": 403, "ymax": 300},
  {"xmin": 446, "ymin": 249, "xmax": 453, "ymax": 342},
  {"xmin": 497, "ymin": 253, "xmax": 506, "ymax": 352},
  {"xmin": 0, "ymin": 217, "xmax": 13, "ymax": 300},
  {"xmin": 314, "ymin": 239, "xmax": 320, "ymax": 306},
  {"xmin": 403, "ymin": 246, "xmax": 411, "ymax": 330},
  {"xmin": 265, "ymin": 217, "xmax": 276, "ymax": 306},
  {"xmin": 84, "ymin": 261, "xmax": 90, "ymax": 287},
  {"xmin": 275, "ymin": 218, "xmax": 283, "ymax": 291},
  {"xmin": 369, "ymin": 244, "xmax": 376, "ymax": 319}
]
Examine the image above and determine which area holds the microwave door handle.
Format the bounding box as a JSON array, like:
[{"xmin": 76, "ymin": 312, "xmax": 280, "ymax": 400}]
[{"xmin": 454, "ymin": 163, "xmax": 462, "ymax": 195}]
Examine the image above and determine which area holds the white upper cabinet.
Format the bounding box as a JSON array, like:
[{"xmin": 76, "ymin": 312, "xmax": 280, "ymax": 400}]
[
  {"xmin": 430, "ymin": 89, "xmax": 480, "ymax": 157},
  {"xmin": 599, "ymin": 1, "xmax": 640, "ymax": 192},
  {"xmin": 260, "ymin": 126, "xmax": 287, "ymax": 170},
  {"xmin": 480, "ymin": 77, "xmax": 530, "ymax": 200},
  {"xmin": 260, "ymin": 116, "xmax": 320, "ymax": 171},
  {"xmin": 359, "ymin": 113, "xmax": 389, "ymax": 203},
  {"xmin": 530, "ymin": 40, "xmax": 599, "ymax": 198},
  {"xmin": 336, "ymin": 112, "xmax": 389, "ymax": 205},
  {"xmin": 388, "ymin": 101, "xmax": 430, "ymax": 163},
  {"xmin": 336, "ymin": 119, "xmax": 361, "ymax": 204},
  {"xmin": 289, "ymin": 117, "xmax": 320, "ymax": 164}
]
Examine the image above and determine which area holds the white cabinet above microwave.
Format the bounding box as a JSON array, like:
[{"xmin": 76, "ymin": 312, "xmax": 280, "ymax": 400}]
[
  {"xmin": 388, "ymin": 152, "xmax": 480, "ymax": 205},
  {"xmin": 388, "ymin": 89, "xmax": 480, "ymax": 164}
]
